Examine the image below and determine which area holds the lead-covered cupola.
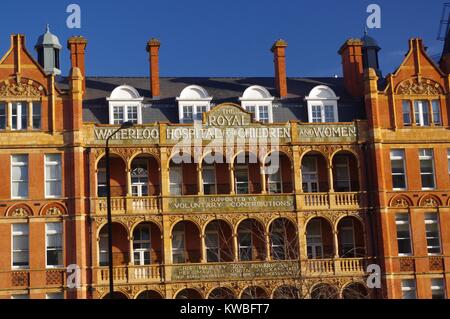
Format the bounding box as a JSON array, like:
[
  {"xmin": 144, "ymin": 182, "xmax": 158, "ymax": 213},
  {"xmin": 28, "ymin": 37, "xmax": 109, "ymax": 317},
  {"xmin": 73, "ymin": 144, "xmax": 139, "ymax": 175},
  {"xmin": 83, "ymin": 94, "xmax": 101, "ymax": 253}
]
[{"xmin": 35, "ymin": 25, "xmax": 62, "ymax": 75}]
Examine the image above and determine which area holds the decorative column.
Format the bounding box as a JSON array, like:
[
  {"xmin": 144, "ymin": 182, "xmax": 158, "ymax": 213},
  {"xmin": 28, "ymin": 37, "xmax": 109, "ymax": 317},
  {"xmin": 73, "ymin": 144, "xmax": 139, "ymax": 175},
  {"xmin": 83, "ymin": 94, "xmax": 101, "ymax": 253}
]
[
  {"xmin": 197, "ymin": 165, "xmax": 204, "ymax": 195},
  {"xmin": 128, "ymin": 235, "xmax": 134, "ymax": 266},
  {"xmin": 260, "ymin": 164, "xmax": 267, "ymax": 194},
  {"xmin": 328, "ymin": 162, "xmax": 334, "ymax": 193},
  {"xmin": 229, "ymin": 164, "xmax": 235, "ymax": 195},
  {"xmin": 7, "ymin": 102, "xmax": 12, "ymax": 129},
  {"xmin": 333, "ymin": 231, "xmax": 340, "ymax": 258},
  {"xmin": 200, "ymin": 234, "xmax": 206, "ymax": 263},
  {"xmin": 265, "ymin": 233, "xmax": 271, "ymax": 261},
  {"xmin": 126, "ymin": 168, "xmax": 132, "ymax": 196},
  {"xmin": 233, "ymin": 233, "xmax": 239, "ymax": 261}
]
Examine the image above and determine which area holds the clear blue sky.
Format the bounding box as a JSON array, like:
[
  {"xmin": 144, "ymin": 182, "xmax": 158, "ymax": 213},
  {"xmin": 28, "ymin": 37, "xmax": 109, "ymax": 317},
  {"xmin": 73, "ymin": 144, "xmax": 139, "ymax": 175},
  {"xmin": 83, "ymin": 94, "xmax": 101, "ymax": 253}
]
[{"xmin": 0, "ymin": 0, "xmax": 448, "ymax": 77}]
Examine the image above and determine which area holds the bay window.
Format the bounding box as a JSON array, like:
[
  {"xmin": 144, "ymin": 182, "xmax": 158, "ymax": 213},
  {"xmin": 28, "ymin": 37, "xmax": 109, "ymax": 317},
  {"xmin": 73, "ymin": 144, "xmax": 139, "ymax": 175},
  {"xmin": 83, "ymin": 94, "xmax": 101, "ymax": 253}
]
[
  {"xmin": 11, "ymin": 155, "xmax": 28, "ymax": 199},
  {"xmin": 45, "ymin": 154, "xmax": 62, "ymax": 198}
]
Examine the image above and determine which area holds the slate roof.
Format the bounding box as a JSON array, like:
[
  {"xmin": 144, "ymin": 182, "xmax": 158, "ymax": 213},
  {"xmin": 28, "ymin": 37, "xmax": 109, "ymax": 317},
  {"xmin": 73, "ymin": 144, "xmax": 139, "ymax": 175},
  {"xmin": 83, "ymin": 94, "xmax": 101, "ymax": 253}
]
[{"xmin": 58, "ymin": 77, "xmax": 366, "ymax": 124}]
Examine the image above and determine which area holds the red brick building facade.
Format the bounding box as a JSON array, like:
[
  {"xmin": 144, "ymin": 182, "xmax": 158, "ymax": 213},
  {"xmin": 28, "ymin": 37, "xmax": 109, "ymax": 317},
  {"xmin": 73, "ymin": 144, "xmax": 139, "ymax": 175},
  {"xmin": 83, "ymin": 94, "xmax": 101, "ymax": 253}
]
[{"xmin": 0, "ymin": 26, "xmax": 448, "ymax": 299}]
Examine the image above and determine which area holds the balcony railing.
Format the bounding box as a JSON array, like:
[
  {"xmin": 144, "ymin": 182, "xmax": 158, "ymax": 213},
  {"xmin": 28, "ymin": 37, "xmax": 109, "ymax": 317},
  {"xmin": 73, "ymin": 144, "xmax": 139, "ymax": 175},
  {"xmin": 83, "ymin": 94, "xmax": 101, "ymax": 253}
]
[
  {"xmin": 94, "ymin": 265, "xmax": 163, "ymax": 284},
  {"xmin": 92, "ymin": 258, "xmax": 367, "ymax": 285},
  {"xmin": 303, "ymin": 258, "xmax": 366, "ymax": 275},
  {"xmin": 92, "ymin": 196, "xmax": 159, "ymax": 215},
  {"xmin": 299, "ymin": 192, "xmax": 364, "ymax": 209}
]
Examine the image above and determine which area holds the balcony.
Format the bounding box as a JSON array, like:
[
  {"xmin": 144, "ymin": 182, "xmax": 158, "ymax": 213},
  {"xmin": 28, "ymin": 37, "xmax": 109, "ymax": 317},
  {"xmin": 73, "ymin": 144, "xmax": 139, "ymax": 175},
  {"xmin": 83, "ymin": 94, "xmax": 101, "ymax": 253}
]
[
  {"xmin": 91, "ymin": 196, "xmax": 160, "ymax": 215},
  {"xmin": 303, "ymin": 258, "xmax": 366, "ymax": 276},
  {"xmin": 94, "ymin": 265, "xmax": 163, "ymax": 284},
  {"xmin": 92, "ymin": 258, "xmax": 367, "ymax": 285},
  {"xmin": 299, "ymin": 192, "xmax": 365, "ymax": 210}
]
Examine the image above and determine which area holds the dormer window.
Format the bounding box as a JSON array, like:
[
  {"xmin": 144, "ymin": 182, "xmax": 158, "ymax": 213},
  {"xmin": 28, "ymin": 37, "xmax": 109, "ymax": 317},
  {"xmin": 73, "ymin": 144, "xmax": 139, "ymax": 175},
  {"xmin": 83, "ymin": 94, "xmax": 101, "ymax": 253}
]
[
  {"xmin": 177, "ymin": 85, "xmax": 212, "ymax": 124},
  {"xmin": 107, "ymin": 85, "xmax": 144, "ymax": 125},
  {"xmin": 239, "ymin": 86, "xmax": 274, "ymax": 123},
  {"xmin": 305, "ymin": 85, "xmax": 339, "ymax": 123}
]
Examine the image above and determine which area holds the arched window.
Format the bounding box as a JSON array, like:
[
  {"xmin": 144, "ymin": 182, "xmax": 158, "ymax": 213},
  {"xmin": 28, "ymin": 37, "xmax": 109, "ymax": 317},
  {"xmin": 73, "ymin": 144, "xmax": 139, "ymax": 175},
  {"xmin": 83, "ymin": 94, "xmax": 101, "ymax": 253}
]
[
  {"xmin": 239, "ymin": 86, "xmax": 274, "ymax": 123},
  {"xmin": 176, "ymin": 85, "xmax": 212, "ymax": 123},
  {"xmin": 107, "ymin": 85, "xmax": 144, "ymax": 125},
  {"xmin": 305, "ymin": 85, "xmax": 339, "ymax": 123}
]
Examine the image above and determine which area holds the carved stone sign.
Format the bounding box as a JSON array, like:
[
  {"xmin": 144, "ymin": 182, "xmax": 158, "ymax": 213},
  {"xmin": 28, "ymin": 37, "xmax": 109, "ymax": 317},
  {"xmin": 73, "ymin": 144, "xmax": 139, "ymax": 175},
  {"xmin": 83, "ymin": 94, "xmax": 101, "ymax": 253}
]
[
  {"xmin": 171, "ymin": 261, "xmax": 300, "ymax": 281},
  {"xmin": 167, "ymin": 195, "xmax": 295, "ymax": 213},
  {"xmin": 91, "ymin": 126, "xmax": 160, "ymax": 145},
  {"xmin": 0, "ymin": 82, "xmax": 42, "ymax": 98},
  {"xmin": 298, "ymin": 124, "xmax": 358, "ymax": 142},
  {"xmin": 166, "ymin": 104, "xmax": 291, "ymax": 143}
]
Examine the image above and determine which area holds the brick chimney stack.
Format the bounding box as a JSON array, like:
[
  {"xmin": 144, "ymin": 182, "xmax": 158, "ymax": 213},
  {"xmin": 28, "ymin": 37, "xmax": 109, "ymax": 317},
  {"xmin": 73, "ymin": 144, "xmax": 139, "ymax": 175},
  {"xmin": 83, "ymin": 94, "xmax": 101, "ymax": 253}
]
[
  {"xmin": 146, "ymin": 38, "xmax": 161, "ymax": 98},
  {"xmin": 271, "ymin": 39, "xmax": 288, "ymax": 98},
  {"xmin": 67, "ymin": 36, "xmax": 88, "ymax": 93},
  {"xmin": 338, "ymin": 39, "xmax": 364, "ymax": 97}
]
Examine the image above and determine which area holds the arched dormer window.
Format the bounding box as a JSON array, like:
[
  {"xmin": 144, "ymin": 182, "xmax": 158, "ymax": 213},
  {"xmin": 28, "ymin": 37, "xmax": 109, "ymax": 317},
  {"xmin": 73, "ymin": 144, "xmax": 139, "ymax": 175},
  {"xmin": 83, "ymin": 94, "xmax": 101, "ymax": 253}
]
[
  {"xmin": 305, "ymin": 85, "xmax": 340, "ymax": 123},
  {"xmin": 176, "ymin": 85, "xmax": 212, "ymax": 124},
  {"xmin": 239, "ymin": 86, "xmax": 274, "ymax": 123},
  {"xmin": 107, "ymin": 85, "xmax": 144, "ymax": 125}
]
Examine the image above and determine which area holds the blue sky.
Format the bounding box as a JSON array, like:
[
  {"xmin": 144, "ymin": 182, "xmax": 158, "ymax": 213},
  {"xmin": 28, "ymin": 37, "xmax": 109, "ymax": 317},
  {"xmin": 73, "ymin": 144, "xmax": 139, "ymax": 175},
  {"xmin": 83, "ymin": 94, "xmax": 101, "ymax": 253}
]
[{"xmin": 0, "ymin": 0, "xmax": 448, "ymax": 77}]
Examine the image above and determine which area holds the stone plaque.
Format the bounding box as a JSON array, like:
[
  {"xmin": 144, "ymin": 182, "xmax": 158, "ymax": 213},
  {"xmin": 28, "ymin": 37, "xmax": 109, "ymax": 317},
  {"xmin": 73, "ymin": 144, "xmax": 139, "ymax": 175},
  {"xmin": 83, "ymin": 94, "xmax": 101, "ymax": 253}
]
[
  {"xmin": 298, "ymin": 123, "xmax": 358, "ymax": 143},
  {"xmin": 167, "ymin": 194, "xmax": 295, "ymax": 213},
  {"xmin": 171, "ymin": 261, "xmax": 300, "ymax": 281}
]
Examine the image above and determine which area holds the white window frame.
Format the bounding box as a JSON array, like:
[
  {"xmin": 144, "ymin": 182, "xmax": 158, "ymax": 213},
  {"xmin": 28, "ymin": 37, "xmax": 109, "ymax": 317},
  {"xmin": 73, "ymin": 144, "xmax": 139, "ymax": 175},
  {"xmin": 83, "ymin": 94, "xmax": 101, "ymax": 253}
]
[
  {"xmin": 45, "ymin": 154, "xmax": 62, "ymax": 199},
  {"xmin": 305, "ymin": 86, "xmax": 339, "ymax": 123},
  {"xmin": 177, "ymin": 85, "xmax": 212, "ymax": 124},
  {"xmin": 306, "ymin": 219, "xmax": 323, "ymax": 259},
  {"xmin": 202, "ymin": 165, "xmax": 217, "ymax": 195},
  {"xmin": 390, "ymin": 150, "xmax": 407, "ymax": 191},
  {"xmin": 425, "ymin": 213, "xmax": 441, "ymax": 256},
  {"xmin": 132, "ymin": 224, "xmax": 152, "ymax": 266},
  {"xmin": 11, "ymin": 101, "xmax": 28, "ymax": 131},
  {"xmin": 334, "ymin": 156, "xmax": 351, "ymax": 192},
  {"xmin": 396, "ymin": 213, "xmax": 413, "ymax": 257},
  {"xmin": 419, "ymin": 149, "xmax": 435, "ymax": 190},
  {"xmin": 107, "ymin": 85, "xmax": 144, "ymax": 125},
  {"xmin": 414, "ymin": 100, "xmax": 430, "ymax": 127},
  {"xmin": 12, "ymin": 224, "xmax": 29, "ymax": 269},
  {"xmin": 239, "ymin": 85, "xmax": 274, "ymax": 124},
  {"xmin": 169, "ymin": 165, "xmax": 183, "ymax": 195},
  {"xmin": 45, "ymin": 222, "xmax": 63, "ymax": 269},
  {"xmin": 11, "ymin": 154, "xmax": 29, "ymax": 199}
]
